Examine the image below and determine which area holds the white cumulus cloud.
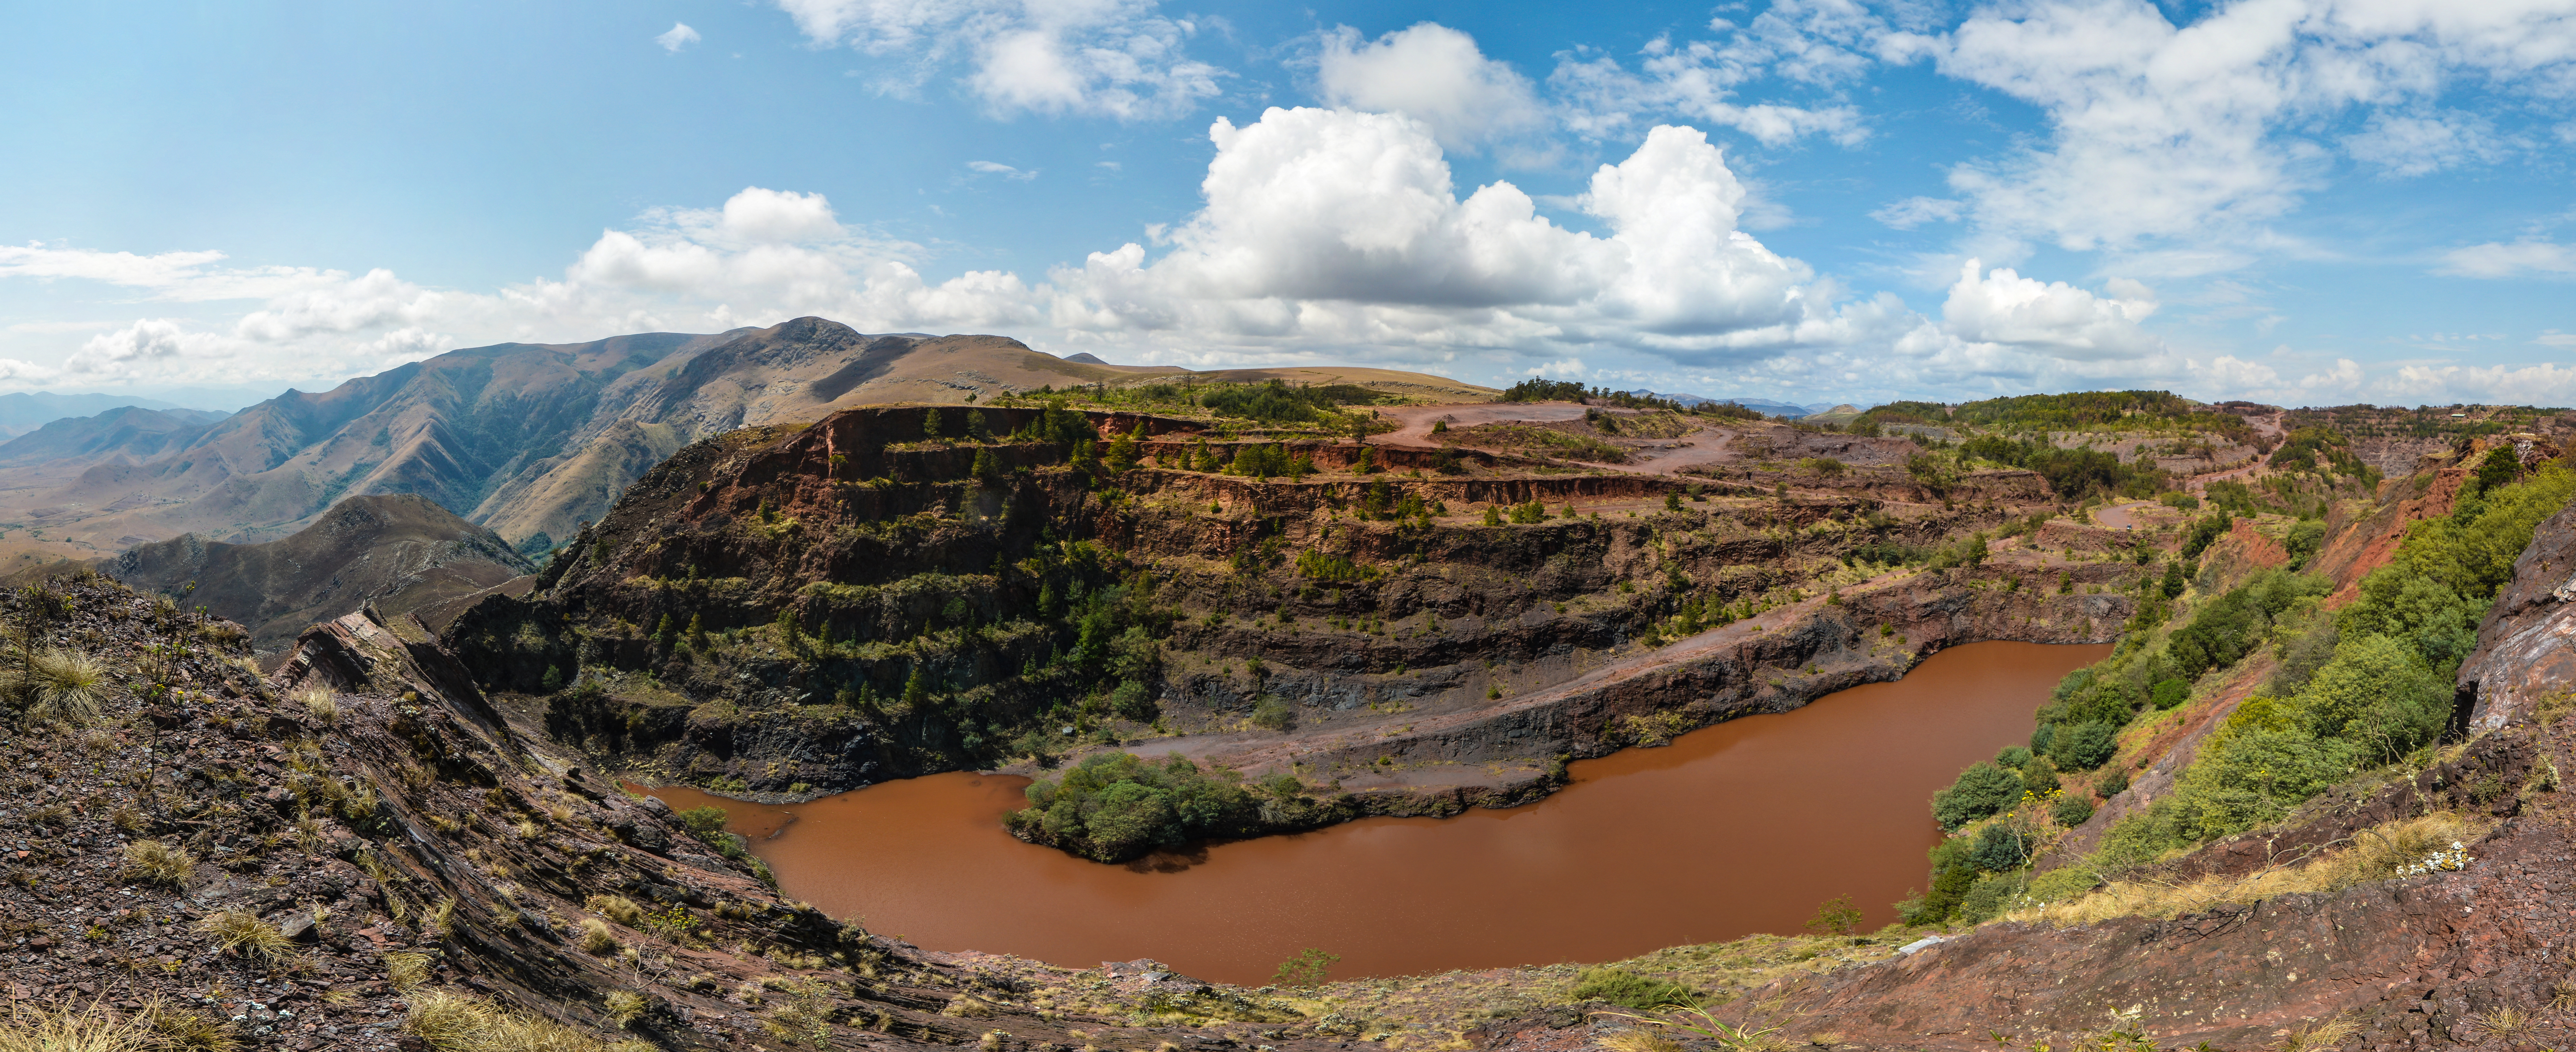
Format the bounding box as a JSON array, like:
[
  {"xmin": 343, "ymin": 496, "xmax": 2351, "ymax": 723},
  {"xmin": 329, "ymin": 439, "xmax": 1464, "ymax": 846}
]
[
  {"xmin": 1315, "ymin": 24, "xmax": 1546, "ymax": 152},
  {"xmin": 1940, "ymin": 259, "xmax": 2162, "ymax": 361},
  {"xmin": 1041, "ymin": 109, "xmax": 1825, "ymax": 363},
  {"xmin": 656, "ymin": 22, "xmax": 701, "ymax": 53}
]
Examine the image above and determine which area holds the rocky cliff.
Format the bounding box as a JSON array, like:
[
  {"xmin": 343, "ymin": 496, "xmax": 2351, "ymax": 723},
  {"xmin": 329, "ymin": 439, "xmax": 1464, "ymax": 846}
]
[{"xmin": 442, "ymin": 402, "xmax": 2149, "ymax": 834}]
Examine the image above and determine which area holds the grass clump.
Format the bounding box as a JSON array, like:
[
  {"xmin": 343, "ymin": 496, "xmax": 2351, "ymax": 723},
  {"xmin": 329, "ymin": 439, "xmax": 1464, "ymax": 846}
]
[
  {"xmin": 122, "ymin": 841, "xmax": 196, "ymax": 886},
  {"xmin": 402, "ymin": 990, "xmax": 654, "ymax": 1052},
  {"xmin": 584, "ymin": 894, "xmax": 644, "ymax": 927},
  {"xmin": 578, "ymin": 918, "xmax": 622, "ymax": 956},
  {"xmin": 601, "ymin": 991, "xmax": 646, "ymax": 1028},
  {"xmin": 386, "ymin": 952, "xmax": 433, "ymax": 990},
  {"xmin": 0, "ymin": 1000, "xmax": 165, "ymax": 1052},
  {"xmin": 1569, "ymin": 968, "xmax": 1703, "ymax": 1011},
  {"xmin": 138, "ymin": 1000, "xmax": 241, "ymax": 1052},
  {"xmin": 297, "ymin": 687, "xmax": 339, "ymax": 725},
  {"xmin": 9, "ymin": 648, "xmax": 109, "ymax": 724},
  {"xmin": 195, "ymin": 910, "xmax": 291, "ymax": 962}
]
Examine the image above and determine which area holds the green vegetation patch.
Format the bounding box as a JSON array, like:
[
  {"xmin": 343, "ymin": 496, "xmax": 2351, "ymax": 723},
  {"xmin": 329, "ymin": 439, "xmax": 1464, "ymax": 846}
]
[{"xmin": 1007, "ymin": 751, "xmax": 1338, "ymax": 862}]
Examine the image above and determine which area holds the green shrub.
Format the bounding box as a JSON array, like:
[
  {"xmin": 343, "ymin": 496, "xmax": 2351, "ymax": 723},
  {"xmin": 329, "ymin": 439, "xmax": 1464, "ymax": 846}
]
[
  {"xmin": 2017, "ymin": 755, "xmax": 2061, "ymax": 797},
  {"xmin": 1957, "ymin": 872, "xmax": 2029, "ymax": 924},
  {"xmin": 2285, "ymin": 519, "xmax": 2326, "ymax": 569},
  {"xmin": 2093, "ymin": 766, "xmax": 2130, "ymax": 798},
  {"xmin": 2022, "ymin": 866, "xmax": 2100, "ymax": 907},
  {"xmin": 1249, "ymin": 697, "xmax": 1296, "ymax": 732},
  {"xmin": 1006, "ymin": 752, "xmax": 1262, "ymax": 862},
  {"xmin": 1568, "ymin": 968, "xmax": 1702, "ymax": 1010},
  {"xmin": 2047, "ymin": 721, "xmax": 2117, "ymax": 770},
  {"xmin": 1109, "ymin": 680, "xmax": 1156, "ymax": 721},
  {"xmin": 2149, "ymin": 678, "xmax": 2189, "ymax": 710},
  {"xmin": 2293, "ymin": 633, "xmax": 2449, "ymax": 759},
  {"xmin": 1968, "ymin": 824, "xmax": 2031, "ymax": 871},
  {"xmin": 1931, "ymin": 762, "xmax": 2023, "ymax": 831},
  {"xmin": 2050, "ymin": 793, "xmax": 2095, "ymax": 826}
]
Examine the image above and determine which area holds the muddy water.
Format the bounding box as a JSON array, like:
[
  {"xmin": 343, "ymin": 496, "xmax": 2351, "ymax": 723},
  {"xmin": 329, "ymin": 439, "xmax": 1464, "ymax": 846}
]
[{"xmin": 646, "ymin": 640, "xmax": 2105, "ymax": 986}]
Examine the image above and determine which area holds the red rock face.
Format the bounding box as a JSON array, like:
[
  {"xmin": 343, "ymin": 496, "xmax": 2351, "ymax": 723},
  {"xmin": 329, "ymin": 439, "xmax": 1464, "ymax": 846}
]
[{"xmin": 2461, "ymin": 501, "xmax": 2576, "ymax": 734}]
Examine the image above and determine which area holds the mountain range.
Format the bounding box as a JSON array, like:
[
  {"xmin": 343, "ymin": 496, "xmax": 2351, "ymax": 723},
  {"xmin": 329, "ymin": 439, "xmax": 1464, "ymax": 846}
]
[
  {"xmin": 0, "ymin": 317, "xmax": 1491, "ymax": 560},
  {"xmin": 0, "ymin": 391, "xmax": 224, "ymax": 438}
]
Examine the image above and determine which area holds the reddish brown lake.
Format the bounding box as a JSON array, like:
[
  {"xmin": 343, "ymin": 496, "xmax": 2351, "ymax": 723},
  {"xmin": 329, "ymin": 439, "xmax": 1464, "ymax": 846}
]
[{"xmin": 646, "ymin": 640, "xmax": 2105, "ymax": 986}]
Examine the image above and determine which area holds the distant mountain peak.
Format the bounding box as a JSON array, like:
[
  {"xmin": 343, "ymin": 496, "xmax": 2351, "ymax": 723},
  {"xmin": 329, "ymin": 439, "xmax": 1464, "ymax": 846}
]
[{"xmin": 1060, "ymin": 352, "xmax": 1110, "ymax": 365}]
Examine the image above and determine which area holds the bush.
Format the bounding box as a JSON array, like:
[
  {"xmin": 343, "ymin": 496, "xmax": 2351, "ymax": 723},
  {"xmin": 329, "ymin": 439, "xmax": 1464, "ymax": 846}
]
[
  {"xmin": 2285, "ymin": 519, "xmax": 2326, "ymax": 569},
  {"xmin": 1110, "ymin": 680, "xmax": 1157, "ymax": 721},
  {"xmin": 2022, "ymin": 866, "xmax": 2101, "ymax": 908},
  {"xmin": 1957, "ymin": 872, "xmax": 2029, "ymax": 924},
  {"xmin": 1968, "ymin": 823, "xmax": 2032, "ymax": 871},
  {"xmin": 2294, "ymin": 633, "xmax": 2449, "ymax": 760},
  {"xmin": 2093, "ymin": 766, "xmax": 2130, "ymax": 798},
  {"xmin": 2017, "ymin": 755, "xmax": 2061, "ymax": 797},
  {"xmin": 1249, "ymin": 697, "xmax": 1296, "ymax": 732},
  {"xmin": 1569, "ymin": 967, "xmax": 1702, "ymax": 1010},
  {"xmin": 2051, "ymin": 793, "xmax": 2096, "ymax": 827},
  {"xmin": 1931, "ymin": 762, "xmax": 2023, "ymax": 831},
  {"xmin": 2047, "ymin": 721, "xmax": 2118, "ymax": 770},
  {"xmin": 1006, "ymin": 752, "xmax": 1264, "ymax": 862},
  {"xmin": 2149, "ymin": 678, "xmax": 2189, "ymax": 710}
]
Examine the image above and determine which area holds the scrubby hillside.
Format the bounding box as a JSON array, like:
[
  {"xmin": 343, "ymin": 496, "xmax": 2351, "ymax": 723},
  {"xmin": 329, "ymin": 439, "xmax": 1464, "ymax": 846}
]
[
  {"xmin": 0, "ymin": 570, "xmax": 1380, "ymax": 1051},
  {"xmin": 439, "ymin": 398, "xmax": 2192, "ymax": 860}
]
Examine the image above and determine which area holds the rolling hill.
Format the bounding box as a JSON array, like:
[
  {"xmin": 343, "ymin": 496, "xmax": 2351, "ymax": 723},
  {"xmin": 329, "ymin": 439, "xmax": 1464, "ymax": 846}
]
[{"xmin": 104, "ymin": 492, "xmax": 535, "ymax": 654}]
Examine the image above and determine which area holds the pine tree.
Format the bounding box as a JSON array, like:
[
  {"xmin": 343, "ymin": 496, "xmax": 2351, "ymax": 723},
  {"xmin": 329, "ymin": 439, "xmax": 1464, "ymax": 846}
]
[
  {"xmin": 686, "ymin": 613, "xmax": 707, "ymax": 650},
  {"xmin": 923, "ymin": 407, "xmax": 943, "ymax": 438},
  {"xmin": 903, "ymin": 666, "xmax": 930, "ymax": 709}
]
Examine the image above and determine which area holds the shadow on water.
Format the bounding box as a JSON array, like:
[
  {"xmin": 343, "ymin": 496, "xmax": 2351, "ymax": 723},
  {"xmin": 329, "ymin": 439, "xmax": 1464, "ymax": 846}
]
[
  {"xmin": 1126, "ymin": 845, "xmax": 1214, "ymax": 874},
  {"xmin": 646, "ymin": 640, "xmax": 2106, "ymax": 986}
]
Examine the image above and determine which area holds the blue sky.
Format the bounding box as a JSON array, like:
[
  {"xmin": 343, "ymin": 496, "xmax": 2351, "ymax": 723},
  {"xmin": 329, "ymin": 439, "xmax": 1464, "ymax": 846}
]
[{"xmin": 2, "ymin": 0, "xmax": 2572, "ymax": 410}]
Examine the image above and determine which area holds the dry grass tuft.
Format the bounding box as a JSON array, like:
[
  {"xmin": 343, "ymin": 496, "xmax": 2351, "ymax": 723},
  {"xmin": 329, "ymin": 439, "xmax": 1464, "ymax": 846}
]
[
  {"xmin": 2466, "ymin": 1005, "xmax": 2534, "ymax": 1044},
  {"xmin": 138, "ymin": 1000, "xmax": 241, "ymax": 1051},
  {"xmin": 942, "ymin": 995, "xmax": 997, "ymax": 1019},
  {"xmin": 585, "ymin": 894, "xmax": 644, "ymax": 926},
  {"xmin": 602, "ymin": 991, "xmax": 646, "ymax": 1028},
  {"xmin": 386, "ymin": 952, "xmax": 432, "ymax": 990},
  {"xmin": 297, "ymin": 687, "xmax": 339, "ymax": 725},
  {"xmin": 2011, "ymin": 812, "xmax": 2491, "ymax": 927},
  {"xmin": 579, "ymin": 918, "xmax": 622, "ymax": 956},
  {"xmin": 402, "ymin": 990, "xmax": 656, "ymax": 1052},
  {"xmin": 122, "ymin": 841, "xmax": 196, "ymax": 886},
  {"xmin": 1599, "ymin": 1030, "xmax": 1685, "ymax": 1052},
  {"xmin": 0, "ymin": 1000, "xmax": 162, "ymax": 1052},
  {"xmin": 2272, "ymin": 1015, "xmax": 2358, "ymax": 1052},
  {"xmin": 14, "ymin": 648, "xmax": 109, "ymax": 725},
  {"xmin": 194, "ymin": 910, "xmax": 292, "ymax": 962}
]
